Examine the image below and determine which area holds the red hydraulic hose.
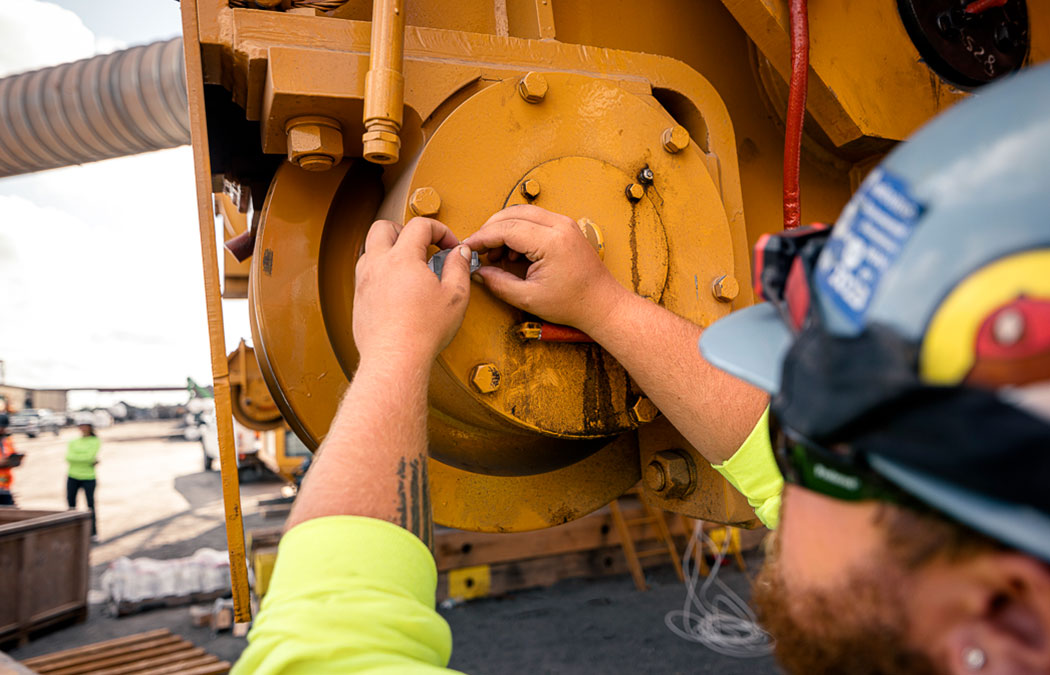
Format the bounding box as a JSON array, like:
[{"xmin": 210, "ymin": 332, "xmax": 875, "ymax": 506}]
[
  {"xmin": 782, "ymin": 0, "xmax": 809, "ymax": 230},
  {"xmin": 965, "ymin": 0, "xmax": 1008, "ymax": 14}
]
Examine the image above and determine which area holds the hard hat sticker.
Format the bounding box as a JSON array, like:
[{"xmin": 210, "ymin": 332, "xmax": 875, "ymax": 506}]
[{"xmin": 815, "ymin": 169, "xmax": 924, "ymax": 330}]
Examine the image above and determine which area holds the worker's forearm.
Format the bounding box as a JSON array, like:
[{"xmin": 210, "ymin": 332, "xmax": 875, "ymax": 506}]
[
  {"xmin": 587, "ymin": 290, "xmax": 768, "ymax": 465},
  {"xmin": 285, "ymin": 352, "xmax": 433, "ymax": 549}
]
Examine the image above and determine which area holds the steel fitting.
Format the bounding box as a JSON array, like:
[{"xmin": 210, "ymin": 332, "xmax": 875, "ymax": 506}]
[
  {"xmin": 518, "ymin": 72, "xmax": 549, "ymax": 103},
  {"xmin": 286, "ymin": 116, "xmax": 344, "ymax": 172},
  {"xmin": 645, "ymin": 450, "xmax": 697, "ymax": 499},
  {"xmin": 712, "ymin": 275, "xmax": 739, "ymax": 303},
  {"xmin": 409, "ymin": 187, "xmax": 442, "ymax": 217},
  {"xmin": 661, "ymin": 124, "xmax": 690, "ymax": 153},
  {"xmin": 470, "ymin": 363, "xmax": 502, "ymax": 394}
]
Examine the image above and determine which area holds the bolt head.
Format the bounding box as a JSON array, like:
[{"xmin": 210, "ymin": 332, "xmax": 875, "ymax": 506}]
[
  {"xmin": 286, "ymin": 116, "xmax": 343, "ymax": 171},
  {"xmin": 518, "ymin": 72, "xmax": 549, "ymax": 103},
  {"xmin": 630, "ymin": 396, "xmax": 659, "ymax": 424},
  {"xmin": 661, "ymin": 124, "xmax": 690, "ymax": 154},
  {"xmin": 470, "ymin": 363, "xmax": 501, "ymax": 394},
  {"xmin": 410, "ymin": 187, "xmax": 442, "ymax": 217},
  {"xmin": 712, "ymin": 275, "xmax": 739, "ymax": 303},
  {"xmin": 625, "ymin": 183, "xmax": 644, "ymax": 202},
  {"xmin": 637, "ymin": 167, "xmax": 654, "ymax": 185},
  {"xmin": 521, "ymin": 179, "xmax": 541, "ymax": 199}
]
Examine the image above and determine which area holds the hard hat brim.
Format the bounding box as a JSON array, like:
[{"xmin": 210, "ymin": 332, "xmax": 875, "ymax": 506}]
[
  {"xmin": 698, "ymin": 303, "xmax": 791, "ymax": 395},
  {"xmin": 870, "ymin": 454, "xmax": 1050, "ymax": 562}
]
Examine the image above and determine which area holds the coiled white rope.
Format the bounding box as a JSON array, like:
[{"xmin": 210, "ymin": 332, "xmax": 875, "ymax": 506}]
[{"xmin": 664, "ymin": 521, "xmax": 774, "ymax": 658}]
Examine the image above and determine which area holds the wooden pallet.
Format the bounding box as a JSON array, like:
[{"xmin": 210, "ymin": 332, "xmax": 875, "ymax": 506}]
[
  {"xmin": 19, "ymin": 629, "xmax": 230, "ymax": 675},
  {"xmin": 434, "ymin": 497, "xmax": 689, "ymax": 600},
  {"xmin": 245, "ymin": 496, "xmax": 690, "ymax": 602}
]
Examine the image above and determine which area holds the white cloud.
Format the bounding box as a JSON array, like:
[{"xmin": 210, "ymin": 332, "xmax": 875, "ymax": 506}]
[
  {"xmin": 0, "ymin": 2, "xmax": 252, "ymax": 407},
  {"xmin": 0, "ymin": 0, "xmax": 126, "ymax": 76},
  {"xmin": 0, "ymin": 148, "xmax": 253, "ymax": 404}
]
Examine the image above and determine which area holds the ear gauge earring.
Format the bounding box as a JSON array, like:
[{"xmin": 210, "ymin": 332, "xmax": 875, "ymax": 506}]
[{"xmin": 963, "ymin": 647, "xmax": 986, "ymax": 670}]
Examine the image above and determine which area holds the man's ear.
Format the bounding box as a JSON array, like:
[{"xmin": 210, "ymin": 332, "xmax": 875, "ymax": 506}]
[{"xmin": 924, "ymin": 552, "xmax": 1050, "ymax": 675}]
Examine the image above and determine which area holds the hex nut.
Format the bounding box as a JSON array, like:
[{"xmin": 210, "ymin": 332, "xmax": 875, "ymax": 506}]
[
  {"xmin": 470, "ymin": 363, "xmax": 501, "ymax": 394},
  {"xmin": 647, "ymin": 450, "xmax": 697, "ymax": 499},
  {"xmin": 409, "ymin": 187, "xmax": 442, "ymax": 217},
  {"xmin": 712, "ymin": 274, "xmax": 739, "ymax": 303},
  {"xmin": 518, "ymin": 72, "xmax": 549, "ymax": 103},
  {"xmin": 286, "ymin": 116, "xmax": 344, "ymax": 172},
  {"xmin": 661, "ymin": 124, "xmax": 691, "ymax": 153},
  {"xmin": 521, "ymin": 179, "xmax": 541, "ymax": 200},
  {"xmin": 625, "ymin": 183, "xmax": 645, "ymax": 202},
  {"xmin": 630, "ymin": 396, "xmax": 659, "ymax": 424}
]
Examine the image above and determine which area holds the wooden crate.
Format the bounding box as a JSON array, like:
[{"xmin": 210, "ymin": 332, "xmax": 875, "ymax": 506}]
[
  {"xmin": 0, "ymin": 509, "xmax": 92, "ymax": 647},
  {"xmin": 19, "ymin": 628, "xmax": 230, "ymax": 675}
]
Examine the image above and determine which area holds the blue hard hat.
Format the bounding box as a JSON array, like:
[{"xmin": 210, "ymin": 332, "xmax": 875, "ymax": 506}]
[{"xmin": 700, "ymin": 62, "xmax": 1050, "ymax": 561}]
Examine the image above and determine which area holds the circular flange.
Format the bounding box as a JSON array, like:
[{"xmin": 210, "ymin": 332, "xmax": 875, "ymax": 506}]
[
  {"xmin": 504, "ymin": 156, "xmax": 670, "ymax": 304},
  {"xmin": 249, "ymin": 72, "xmax": 739, "ymax": 531},
  {"xmin": 403, "ymin": 73, "xmax": 736, "ymax": 474},
  {"xmin": 897, "ymin": 0, "xmax": 1029, "ymax": 88}
]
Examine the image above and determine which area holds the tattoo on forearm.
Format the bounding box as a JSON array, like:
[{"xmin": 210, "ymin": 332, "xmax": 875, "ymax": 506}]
[{"xmin": 396, "ymin": 456, "xmax": 433, "ymax": 550}]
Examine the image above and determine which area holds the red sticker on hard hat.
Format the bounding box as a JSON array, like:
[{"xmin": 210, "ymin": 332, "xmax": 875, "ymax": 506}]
[{"xmin": 814, "ymin": 169, "xmax": 924, "ymax": 331}]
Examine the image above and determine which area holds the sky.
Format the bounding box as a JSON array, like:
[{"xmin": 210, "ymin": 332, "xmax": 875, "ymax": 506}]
[{"xmin": 0, "ymin": 0, "xmax": 252, "ymax": 407}]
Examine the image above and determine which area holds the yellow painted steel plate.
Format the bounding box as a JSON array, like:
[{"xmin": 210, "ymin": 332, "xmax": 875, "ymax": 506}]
[{"xmin": 250, "ymin": 72, "xmax": 738, "ymax": 531}]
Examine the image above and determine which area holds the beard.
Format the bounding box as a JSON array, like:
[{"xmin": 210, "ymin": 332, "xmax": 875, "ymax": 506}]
[{"xmin": 751, "ymin": 533, "xmax": 943, "ymax": 675}]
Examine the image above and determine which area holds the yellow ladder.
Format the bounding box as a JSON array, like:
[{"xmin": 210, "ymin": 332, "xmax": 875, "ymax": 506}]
[{"xmin": 609, "ymin": 488, "xmax": 685, "ymax": 591}]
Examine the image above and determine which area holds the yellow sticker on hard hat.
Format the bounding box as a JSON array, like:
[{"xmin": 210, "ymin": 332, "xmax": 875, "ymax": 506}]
[{"xmin": 921, "ymin": 250, "xmax": 1050, "ymax": 385}]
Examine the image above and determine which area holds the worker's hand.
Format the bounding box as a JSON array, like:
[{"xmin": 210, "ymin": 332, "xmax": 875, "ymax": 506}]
[
  {"xmin": 353, "ymin": 218, "xmax": 472, "ymax": 367},
  {"xmin": 464, "ymin": 205, "xmax": 626, "ymax": 334}
]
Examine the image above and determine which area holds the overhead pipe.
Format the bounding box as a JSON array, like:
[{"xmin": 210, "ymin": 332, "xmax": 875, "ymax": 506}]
[
  {"xmin": 0, "ymin": 38, "xmax": 190, "ymax": 178},
  {"xmin": 362, "ymin": 0, "xmax": 406, "ymax": 165}
]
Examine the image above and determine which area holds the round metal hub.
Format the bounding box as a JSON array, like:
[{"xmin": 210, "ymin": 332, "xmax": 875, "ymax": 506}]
[{"xmin": 250, "ymin": 72, "xmax": 740, "ymax": 531}]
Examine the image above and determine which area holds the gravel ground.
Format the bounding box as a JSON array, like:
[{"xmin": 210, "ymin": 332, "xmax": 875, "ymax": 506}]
[{"xmin": 5, "ymin": 421, "xmax": 781, "ymax": 674}]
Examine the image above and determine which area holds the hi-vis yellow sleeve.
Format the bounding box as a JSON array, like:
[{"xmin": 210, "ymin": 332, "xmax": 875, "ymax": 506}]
[
  {"xmin": 712, "ymin": 407, "xmax": 784, "ymax": 530},
  {"xmin": 235, "ymin": 516, "xmax": 461, "ymax": 674}
]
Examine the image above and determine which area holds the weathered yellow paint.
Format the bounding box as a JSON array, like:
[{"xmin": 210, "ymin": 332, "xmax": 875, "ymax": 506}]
[
  {"xmin": 180, "ymin": 0, "xmax": 252, "ymax": 622},
  {"xmin": 185, "ymin": 0, "xmax": 1036, "ymax": 535},
  {"xmin": 227, "ymin": 340, "xmax": 283, "ymax": 432}
]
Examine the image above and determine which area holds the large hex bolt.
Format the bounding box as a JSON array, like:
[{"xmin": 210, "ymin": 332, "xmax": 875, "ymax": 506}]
[
  {"xmin": 645, "ymin": 450, "xmax": 697, "ymax": 499},
  {"xmin": 518, "ymin": 72, "xmax": 549, "ymax": 103},
  {"xmin": 712, "ymin": 275, "xmax": 739, "ymax": 303},
  {"xmin": 409, "ymin": 187, "xmax": 442, "ymax": 217},
  {"xmin": 630, "ymin": 395, "xmax": 659, "ymax": 424},
  {"xmin": 285, "ymin": 116, "xmax": 344, "ymax": 172},
  {"xmin": 470, "ymin": 363, "xmax": 501, "ymax": 394},
  {"xmin": 520, "ymin": 179, "xmax": 541, "ymax": 200},
  {"xmin": 625, "ymin": 183, "xmax": 645, "ymax": 202},
  {"xmin": 661, "ymin": 124, "xmax": 690, "ymax": 154}
]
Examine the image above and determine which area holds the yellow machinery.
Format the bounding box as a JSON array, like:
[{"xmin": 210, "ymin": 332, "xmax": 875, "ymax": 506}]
[
  {"xmin": 0, "ymin": 0, "xmax": 1043, "ymax": 621},
  {"xmin": 228, "ymin": 340, "xmax": 312, "ymax": 482},
  {"xmin": 173, "ymin": 0, "xmax": 1046, "ymax": 617}
]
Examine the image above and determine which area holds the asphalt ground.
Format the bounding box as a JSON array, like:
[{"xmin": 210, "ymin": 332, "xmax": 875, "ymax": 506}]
[{"xmin": 5, "ymin": 421, "xmax": 782, "ymax": 674}]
